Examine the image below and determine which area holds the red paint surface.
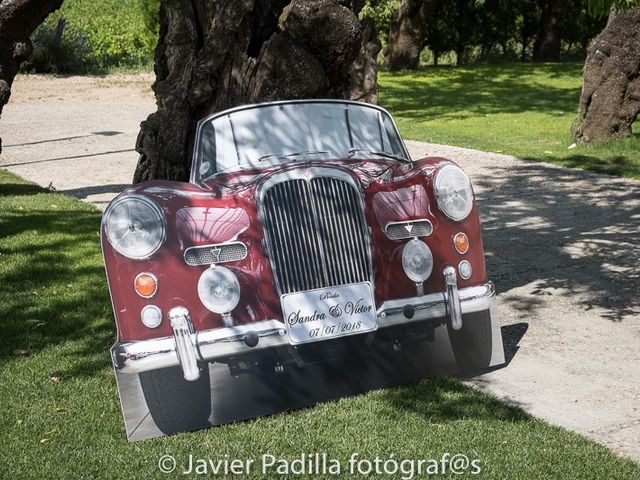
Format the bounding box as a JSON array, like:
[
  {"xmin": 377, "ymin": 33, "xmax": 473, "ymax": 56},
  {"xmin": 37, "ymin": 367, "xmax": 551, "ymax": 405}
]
[{"xmin": 102, "ymin": 157, "xmax": 487, "ymax": 342}]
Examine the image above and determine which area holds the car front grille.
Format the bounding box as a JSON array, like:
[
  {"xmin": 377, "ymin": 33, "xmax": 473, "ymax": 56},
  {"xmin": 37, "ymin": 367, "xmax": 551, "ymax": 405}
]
[{"xmin": 261, "ymin": 175, "xmax": 372, "ymax": 295}]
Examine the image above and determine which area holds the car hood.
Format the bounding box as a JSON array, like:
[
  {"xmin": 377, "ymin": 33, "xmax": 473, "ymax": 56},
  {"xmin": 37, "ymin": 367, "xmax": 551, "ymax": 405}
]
[
  {"xmin": 199, "ymin": 157, "xmax": 413, "ymax": 195},
  {"xmin": 122, "ymin": 155, "xmax": 449, "ymax": 248}
]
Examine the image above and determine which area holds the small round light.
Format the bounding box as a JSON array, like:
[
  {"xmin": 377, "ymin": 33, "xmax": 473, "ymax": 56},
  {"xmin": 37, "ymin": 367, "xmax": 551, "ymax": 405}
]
[
  {"xmin": 197, "ymin": 266, "xmax": 241, "ymax": 314},
  {"xmin": 459, "ymin": 260, "xmax": 472, "ymax": 279},
  {"xmin": 402, "ymin": 238, "xmax": 434, "ymax": 283},
  {"xmin": 141, "ymin": 305, "xmax": 162, "ymax": 328},
  {"xmin": 134, "ymin": 272, "xmax": 158, "ymax": 298},
  {"xmin": 453, "ymin": 232, "xmax": 469, "ymax": 254}
]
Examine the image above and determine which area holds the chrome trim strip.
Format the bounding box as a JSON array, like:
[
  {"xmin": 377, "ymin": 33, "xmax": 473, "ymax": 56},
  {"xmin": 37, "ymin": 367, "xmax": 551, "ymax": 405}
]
[
  {"xmin": 112, "ymin": 281, "xmax": 495, "ymax": 375},
  {"xmin": 377, "ymin": 282, "xmax": 494, "ymax": 328}
]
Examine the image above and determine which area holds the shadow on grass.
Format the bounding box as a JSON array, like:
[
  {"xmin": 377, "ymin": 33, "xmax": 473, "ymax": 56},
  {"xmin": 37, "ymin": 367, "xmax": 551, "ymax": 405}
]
[
  {"xmin": 529, "ymin": 152, "xmax": 640, "ymax": 178},
  {"xmin": 0, "ymin": 183, "xmax": 49, "ymax": 196},
  {"xmin": 383, "ymin": 376, "xmax": 529, "ymax": 422},
  {"xmin": 0, "ymin": 178, "xmax": 114, "ymax": 378},
  {"xmin": 380, "ymin": 63, "xmax": 582, "ymax": 121}
]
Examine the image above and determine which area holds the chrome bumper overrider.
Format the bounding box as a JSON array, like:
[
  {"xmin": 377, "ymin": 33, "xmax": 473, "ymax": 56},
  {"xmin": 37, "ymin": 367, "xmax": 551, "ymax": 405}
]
[{"xmin": 112, "ymin": 277, "xmax": 495, "ymax": 381}]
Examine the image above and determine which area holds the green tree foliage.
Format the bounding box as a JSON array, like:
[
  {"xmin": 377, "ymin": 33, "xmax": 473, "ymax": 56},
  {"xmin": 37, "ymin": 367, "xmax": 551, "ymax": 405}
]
[
  {"xmin": 137, "ymin": 0, "xmax": 160, "ymax": 50},
  {"xmin": 359, "ymin": 0, "xmax": 401, "ymax": 43},
  {"xmin": 420, "ymin": 0, "xmax": 607, "ymax": 65},
  {"xmin": 588, "ymin": 0, "xmax": 639, "ymax": 16},
  {"xmin": 24, "ymin": 0, "xmax": 157, "ymax": 73}
]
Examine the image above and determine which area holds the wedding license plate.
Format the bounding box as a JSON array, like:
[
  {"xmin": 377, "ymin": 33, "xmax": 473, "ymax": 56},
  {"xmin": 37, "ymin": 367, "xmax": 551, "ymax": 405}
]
[{"xmin": 280, "ymin": 282, "xmax": 378, "ymax": 345}]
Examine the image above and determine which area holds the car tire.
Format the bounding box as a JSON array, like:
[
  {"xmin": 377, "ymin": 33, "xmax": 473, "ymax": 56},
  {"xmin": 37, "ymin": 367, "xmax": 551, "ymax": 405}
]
[
  {"xmin": 138, "ymin": 365, "xmax": 212, "ymax": 435},
  {"xmin": 446, "ymin": 310, "xmax": 493, "ymax": 372}
]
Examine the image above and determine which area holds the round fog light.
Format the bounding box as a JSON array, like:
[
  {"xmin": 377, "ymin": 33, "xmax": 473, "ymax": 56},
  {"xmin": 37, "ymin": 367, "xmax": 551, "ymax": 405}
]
[
  {"xmin": 198, "ymin": 266, "xmax": 241, "ymax": 314},
  {"xmin": 459, "ymin": 260, "xmax": 472, "ymax": 279},
  {"xmin": 402, "ymin": 238, "xmax": 434, "ymax": 283},
  {"xmin": 141, "ymin": 305, "xmax": 162, "ymax": 328}
]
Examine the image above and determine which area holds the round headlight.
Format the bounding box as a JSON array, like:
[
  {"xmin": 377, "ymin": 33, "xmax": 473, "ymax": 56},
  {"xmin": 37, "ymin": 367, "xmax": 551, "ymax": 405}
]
[
  {"xmin": 402, "ymin": 239, "xmax": 433, "ymax": 283},
  {"xmin": 103, "ymin": 195, "xmax": 165, "ymax": 260},
  {"xmin": 197, "ymin": 266, "xmax": 241, "ymax": 314},
  {"xmin": 434, "ymin": 165, "xmax": 474, "ymax": 221}
]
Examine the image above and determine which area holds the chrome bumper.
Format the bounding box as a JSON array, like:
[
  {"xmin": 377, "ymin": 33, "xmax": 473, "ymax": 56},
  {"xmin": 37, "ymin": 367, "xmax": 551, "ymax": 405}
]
[{"xmin": 112, "ymin": 278, "xmax": 495, "ymax": 380}]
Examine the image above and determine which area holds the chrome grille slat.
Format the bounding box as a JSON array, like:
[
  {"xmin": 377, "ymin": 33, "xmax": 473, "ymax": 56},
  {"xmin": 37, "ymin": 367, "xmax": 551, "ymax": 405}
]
[
  {"xmin": 315, "ymin": 179, "xmax": 343, "ymax": 284},
  {"xmin": 267, "ymin": 189, "xmax": 293, "ymax": 292},
  {"xmin": 333, "ymin": 180, "xmax": 355, "ymax": 283},
  {"xmin": 297, "ymin": 180, "xmax": 326, "ymax": 289},
  {"xmin": 346, "ymin": 180, "xmax": 369, "ymax": 281},
  {"xmin": 262, "ymin": 174, "xmax": 372, "ymax": 294},
  {"xmin": 344, "ymin": 180, "xmax": 368, "ymax": 280},
  {"xmin": 286, "ymin": 181, "xmax": 311, "ymax": 289}
]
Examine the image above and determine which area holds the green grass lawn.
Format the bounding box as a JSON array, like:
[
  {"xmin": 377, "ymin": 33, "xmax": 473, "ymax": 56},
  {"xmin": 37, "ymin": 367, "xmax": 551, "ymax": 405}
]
[
  {"xmin": 379, "ymin": 63, "xmax": 640, "ymax": 179},
  {"xmin": 1, "ymin": 169, "xmax": 639, "ymax": 478}
]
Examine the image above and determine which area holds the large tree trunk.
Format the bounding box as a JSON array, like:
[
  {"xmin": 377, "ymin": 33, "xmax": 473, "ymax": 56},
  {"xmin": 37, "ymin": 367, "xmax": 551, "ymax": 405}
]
[
  {"xmin": 576, "ymin": 7, "xmax": 640, "ymax": 143},
  {"xmin": 134, "ymin": 0, "xmax": 364, "ymax": 183},
  {"xmin": 0, "ymin": 0, "xmax": 63, "ymax": 153},
  {"xmin": 383, "ymin": 0, "xmax": 438, "ymax": 71},
  {"xmin": 348, "ymin": 15, "xmax": 381, "ymax": 103},
  {"xmin": 532, "ymin": 0, "xmax": 564, "ymax": 62}
]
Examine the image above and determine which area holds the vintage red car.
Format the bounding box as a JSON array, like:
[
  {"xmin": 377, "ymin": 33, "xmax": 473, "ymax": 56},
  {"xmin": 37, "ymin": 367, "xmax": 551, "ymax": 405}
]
[{"xmin": 102, "ymin": 100, "xmax": 499, "ymax": 434}]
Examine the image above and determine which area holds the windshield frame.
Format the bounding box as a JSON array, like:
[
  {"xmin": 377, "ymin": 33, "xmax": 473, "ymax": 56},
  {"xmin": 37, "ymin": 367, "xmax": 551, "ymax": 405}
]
[{"xmin": 189, "ymin": 99, "xmax": 411, "ymax": 184}]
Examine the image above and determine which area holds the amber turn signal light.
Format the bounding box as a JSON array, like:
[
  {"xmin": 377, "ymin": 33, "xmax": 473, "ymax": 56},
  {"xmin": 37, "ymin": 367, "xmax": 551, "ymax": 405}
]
[
  {"xmin": 453, "ymin": 232, "xmax": 469, "ymax": 254},
  {"xmin": 134, "ymin": 272, "xmax": 158, "ymax": 298}
]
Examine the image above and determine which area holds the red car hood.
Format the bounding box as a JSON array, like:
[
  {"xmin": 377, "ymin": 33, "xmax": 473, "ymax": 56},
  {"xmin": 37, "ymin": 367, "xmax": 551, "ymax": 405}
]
[{"xmin": 200, "ymin": 157, "xmax": 413, "ymax": 195}]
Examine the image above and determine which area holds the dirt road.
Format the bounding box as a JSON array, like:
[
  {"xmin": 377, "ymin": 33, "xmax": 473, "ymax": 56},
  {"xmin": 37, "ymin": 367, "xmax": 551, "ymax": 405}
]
[{"xmin": 1, "ymin": 74, "xmax": 639, "ymax": 460}]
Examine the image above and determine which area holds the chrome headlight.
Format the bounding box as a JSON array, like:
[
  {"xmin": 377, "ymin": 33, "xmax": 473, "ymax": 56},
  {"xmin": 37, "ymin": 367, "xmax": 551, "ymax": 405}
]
[
  {"xmin": 103, "ymin": 195, "xmax": 165, "ymax": 260},
  {"xmin": 197, "ymin": 266, "xmax": 241, "ymax": 314},
  {"xmin": 402, "ymin": 238, "xmax": 433, "ymax": 283},
  {"xmin": 434, "ymin": 165, "xmax": 474, "ymax": 221}
]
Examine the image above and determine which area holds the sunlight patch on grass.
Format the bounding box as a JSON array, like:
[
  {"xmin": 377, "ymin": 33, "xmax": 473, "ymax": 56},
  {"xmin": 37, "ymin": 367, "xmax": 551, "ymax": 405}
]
[{"xmin": 379, "ymin": 63, "xmax": 640, "ymax": 179}]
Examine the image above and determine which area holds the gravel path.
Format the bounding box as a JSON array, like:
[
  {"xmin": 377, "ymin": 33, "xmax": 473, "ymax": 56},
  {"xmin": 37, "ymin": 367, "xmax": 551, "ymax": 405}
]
[{"xmin": 1, "ymin": 74, "xmax": 639, "ymax": 461}]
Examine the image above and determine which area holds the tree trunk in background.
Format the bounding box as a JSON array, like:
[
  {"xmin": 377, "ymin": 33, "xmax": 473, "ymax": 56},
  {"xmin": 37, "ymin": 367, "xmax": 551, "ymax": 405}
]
[
  {"xmin": 532, "ymin": 0, "xmax": 564, "ymax": 62},
  {"xmin": 576, "ymin": 7, "xmax": 640, "ymax": 143},
  {"xmin": 384, "ymin": 0, "xmax": 438, "ymax": 71},
  {"xmin": 348, "ymin": 14, "xmax": 381, "ymax": 103},
  {"xmin": 0, "ymin": 0, "xmax": 63, "ymax": 154},
  {"xmin": 134, "ymin": 0, "xmax": 364, "ymax": 183}
]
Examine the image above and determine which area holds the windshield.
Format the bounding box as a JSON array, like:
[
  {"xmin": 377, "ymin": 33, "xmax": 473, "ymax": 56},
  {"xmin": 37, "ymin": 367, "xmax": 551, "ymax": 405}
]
[{"xmin": 193, "ymin": 101, "xmax": 409, "ymax": 182}]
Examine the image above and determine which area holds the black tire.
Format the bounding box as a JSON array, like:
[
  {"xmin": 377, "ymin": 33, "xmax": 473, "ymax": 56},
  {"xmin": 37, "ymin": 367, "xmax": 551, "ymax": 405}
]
[
  {"xmin": 446, "ymin": 310, "xmax": 493, "ymax": 372},
  {"xmin": 139, "ymin": 365, "xmax": 212, "ymax": 435}
]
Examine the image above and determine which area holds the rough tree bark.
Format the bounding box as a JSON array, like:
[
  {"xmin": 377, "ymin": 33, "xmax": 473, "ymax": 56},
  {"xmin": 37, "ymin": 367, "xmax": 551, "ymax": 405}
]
[
  {"xmin": 532, "ymin": 0, "xmax": 564, "ymax": 62},
  {"xmin": 349, "ymin": 0, "xmax": 381, "ymax": 103},
  {"xmin": 576, "ymin": 7, "xmax": 640, "ymax": 142},
  {"xmin": 383, "ymin": 0, "xmax": 438, "ymax": 71},
  {"xmin": 134, "ymin": 0, "xmax": 367, "ymax": 183},
  {"xmin": 0, "ymin": 0, "xmax": 63, "ymax": 153}
]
